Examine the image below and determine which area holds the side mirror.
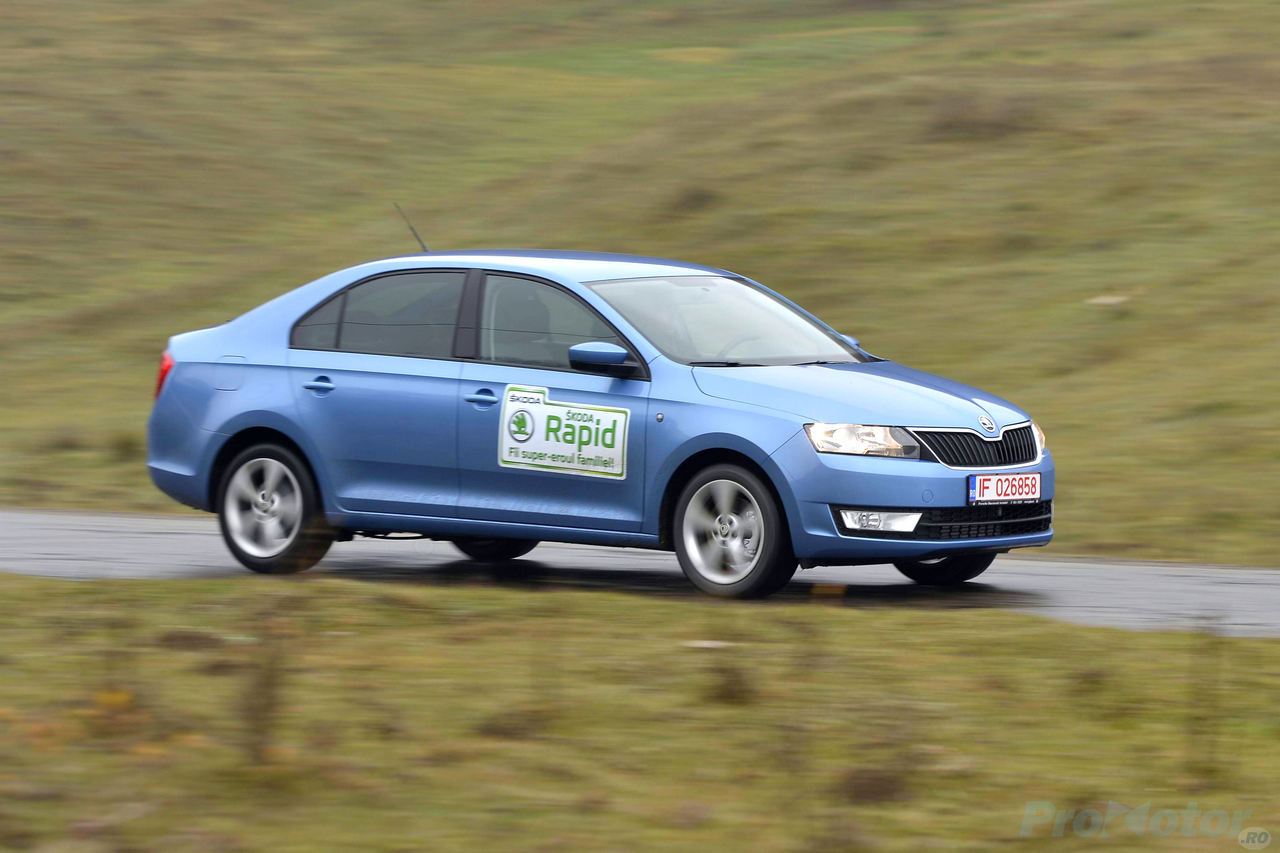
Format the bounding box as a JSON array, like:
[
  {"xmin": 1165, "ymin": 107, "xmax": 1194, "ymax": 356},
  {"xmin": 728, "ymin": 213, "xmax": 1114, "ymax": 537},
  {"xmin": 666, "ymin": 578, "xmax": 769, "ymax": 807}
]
[{"xmin": 568, "ymin": 342, "xmax": 639, "ymax": 378}]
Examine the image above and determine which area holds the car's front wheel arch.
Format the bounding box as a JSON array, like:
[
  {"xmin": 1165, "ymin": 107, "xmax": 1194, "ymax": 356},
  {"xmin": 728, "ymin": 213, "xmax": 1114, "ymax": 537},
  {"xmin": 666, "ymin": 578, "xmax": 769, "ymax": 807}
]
[{"xmin": 658, "ymin": 448, "xmax": 793, "ymax": 554}]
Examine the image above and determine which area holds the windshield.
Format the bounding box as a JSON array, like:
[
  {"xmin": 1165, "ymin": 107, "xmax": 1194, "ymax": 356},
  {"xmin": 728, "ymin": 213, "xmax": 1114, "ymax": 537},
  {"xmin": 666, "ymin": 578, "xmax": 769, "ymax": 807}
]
[{"xmin": 586, "ymin": 275, "xmax": 864, "ymax": 366}]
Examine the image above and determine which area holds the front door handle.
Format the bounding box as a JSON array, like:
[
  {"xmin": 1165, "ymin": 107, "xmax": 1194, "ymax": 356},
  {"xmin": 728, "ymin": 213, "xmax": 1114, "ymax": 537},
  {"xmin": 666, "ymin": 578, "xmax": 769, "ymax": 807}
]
[
  {"xmin": 464, "ymin": 389, "xmax": 499, "ymax": 406},
  {"xmin": 304, "ymin": 376, "xmax": 335, "ymax": 393}
]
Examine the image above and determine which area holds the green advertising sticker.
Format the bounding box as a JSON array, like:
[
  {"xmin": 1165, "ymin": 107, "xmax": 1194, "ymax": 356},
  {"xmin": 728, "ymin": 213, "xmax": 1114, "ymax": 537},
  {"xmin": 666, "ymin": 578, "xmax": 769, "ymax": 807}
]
[{"xmin": 498, "ymin": 385, "xmax": 630, "ymax": 479}]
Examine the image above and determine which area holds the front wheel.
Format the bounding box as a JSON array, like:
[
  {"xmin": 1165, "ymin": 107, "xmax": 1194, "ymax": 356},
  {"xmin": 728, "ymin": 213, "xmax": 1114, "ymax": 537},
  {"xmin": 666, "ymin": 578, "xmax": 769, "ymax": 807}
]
[
  {"xmin": 451, "ymin": 538, "xmax": 539, "ymax": 562},
  {"xmin": 893, "ymin": 553, "xmax": 995, "ymax": 586},
  {"xmin": 674, "ymin": 464, "xmax": 796, "ymax": 598},
  {"xmin": 217, "ymin": 444, "xmax": 333, "ymax": 574}
]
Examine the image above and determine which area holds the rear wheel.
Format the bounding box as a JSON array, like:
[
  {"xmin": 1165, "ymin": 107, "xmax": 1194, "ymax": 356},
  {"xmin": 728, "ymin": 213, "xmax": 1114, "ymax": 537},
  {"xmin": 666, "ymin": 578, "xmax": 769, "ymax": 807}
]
[
  {"xmin": 674, "ymin": 464, "xmax": 796, "ymax": 598},
  {"xmin": 217, "ymin": 444, "xmax": 332, "ymax": 574},
  {"xmin": 893, "ymin": 553, "xmax": 995, "ymax": 586},
  {"xmin": 451, "ymin": 538, "xmax": 539, "ymax": 562}
]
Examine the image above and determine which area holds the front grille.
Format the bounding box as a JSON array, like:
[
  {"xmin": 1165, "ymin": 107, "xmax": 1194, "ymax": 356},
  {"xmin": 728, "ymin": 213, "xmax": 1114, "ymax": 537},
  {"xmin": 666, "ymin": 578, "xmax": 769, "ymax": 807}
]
[
  {"xmin": 833, "ymin": 500, "xmax": 1052, "ymax": 541},
  {"xmin": 913, "ymin": 424, "xmax": 1037, "ymax": 467}
]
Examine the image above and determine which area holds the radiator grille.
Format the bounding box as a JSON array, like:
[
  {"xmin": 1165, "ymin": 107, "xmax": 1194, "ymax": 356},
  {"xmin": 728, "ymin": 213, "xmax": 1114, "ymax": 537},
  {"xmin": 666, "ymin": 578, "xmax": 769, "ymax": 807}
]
[{"xmin": 913, "ymin": 425, "xmax": 1037, "ymax": 467}]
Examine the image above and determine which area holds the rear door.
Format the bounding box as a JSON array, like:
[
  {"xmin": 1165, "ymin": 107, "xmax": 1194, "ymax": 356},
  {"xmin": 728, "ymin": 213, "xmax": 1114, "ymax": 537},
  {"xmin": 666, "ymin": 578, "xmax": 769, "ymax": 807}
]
[
  {"xmin": 455, "ymin": 273, "xmax": 650, "ymax": 531},
  {"xmin": 289, "ymin": 269, "xmax": 470, "ymax": 517}
]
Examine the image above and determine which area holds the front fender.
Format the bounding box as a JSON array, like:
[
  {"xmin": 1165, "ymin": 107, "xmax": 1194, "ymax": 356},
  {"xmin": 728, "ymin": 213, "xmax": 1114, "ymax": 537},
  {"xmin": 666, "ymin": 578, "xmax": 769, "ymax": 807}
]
[
  {"xmin": 642, "ymin": 359, "xmax": 808, "ymax": 541},
  {"xmin": 645, "ymin": 429, "xmax": 805, "ymax": 540}
]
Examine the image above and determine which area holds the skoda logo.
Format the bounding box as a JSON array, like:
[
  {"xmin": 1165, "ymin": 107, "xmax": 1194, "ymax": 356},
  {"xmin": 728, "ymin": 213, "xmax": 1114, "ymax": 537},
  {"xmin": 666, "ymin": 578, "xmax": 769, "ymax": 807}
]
[
  {"xmin": 978, "ymin": 415, "xmax": 996, "ymax": 433},
  {"xmin": 507, "ymin": 409, "xmax": 535, "ymax": 443}
]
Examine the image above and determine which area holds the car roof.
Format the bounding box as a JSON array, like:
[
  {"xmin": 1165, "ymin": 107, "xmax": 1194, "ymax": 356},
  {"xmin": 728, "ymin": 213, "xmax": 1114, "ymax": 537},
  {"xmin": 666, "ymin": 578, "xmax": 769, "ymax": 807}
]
[{"xmin": 371, "ymin": 249, "xmax": 734, "ymax": 284}]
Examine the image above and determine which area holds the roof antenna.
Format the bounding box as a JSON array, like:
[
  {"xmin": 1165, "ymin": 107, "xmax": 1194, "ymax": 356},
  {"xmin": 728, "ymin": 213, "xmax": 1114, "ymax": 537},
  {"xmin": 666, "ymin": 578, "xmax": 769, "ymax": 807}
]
[{"xmin": 393, "ymin": 202, "xmax": 428, "ymax": 252}]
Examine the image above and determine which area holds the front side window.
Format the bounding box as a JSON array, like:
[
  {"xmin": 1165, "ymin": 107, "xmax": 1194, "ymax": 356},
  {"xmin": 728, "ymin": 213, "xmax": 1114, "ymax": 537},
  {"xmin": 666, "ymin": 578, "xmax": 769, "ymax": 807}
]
[
  {"xmin": 291, "ymin": 271, "xmax": 465, "ymax": 358},
  {"xmin": 478, "ymin": 274, "xmax": 623, "ymax": 370},
  {"xmin": 586, "ymin": 275, "xmax": 863, "ymax": 366}
]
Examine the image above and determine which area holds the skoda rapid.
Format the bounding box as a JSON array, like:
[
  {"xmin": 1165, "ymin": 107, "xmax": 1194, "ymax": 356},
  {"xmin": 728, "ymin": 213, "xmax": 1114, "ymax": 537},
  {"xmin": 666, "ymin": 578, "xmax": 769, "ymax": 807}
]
[{"xmin": 147, "ymin": 251, "xmax": 1053, "ymax": 597}]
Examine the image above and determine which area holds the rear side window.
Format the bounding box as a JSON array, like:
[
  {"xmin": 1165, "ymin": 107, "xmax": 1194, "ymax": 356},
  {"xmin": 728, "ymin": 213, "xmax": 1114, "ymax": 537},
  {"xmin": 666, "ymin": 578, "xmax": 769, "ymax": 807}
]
[
  {"xmin": 479, "ymin": 274, "xmax": 623, "ymax": 370},
  {"xmin": 291, "ymin": 271, "xmax": 465, "ymax": 358}
]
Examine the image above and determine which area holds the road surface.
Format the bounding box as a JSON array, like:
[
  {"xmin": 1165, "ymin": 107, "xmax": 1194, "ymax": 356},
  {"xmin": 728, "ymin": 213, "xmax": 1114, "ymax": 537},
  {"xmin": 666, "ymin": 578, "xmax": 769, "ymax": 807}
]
[{"xmin": 2, "ymin": 509, "xmax": 1276, "ymax": 636}]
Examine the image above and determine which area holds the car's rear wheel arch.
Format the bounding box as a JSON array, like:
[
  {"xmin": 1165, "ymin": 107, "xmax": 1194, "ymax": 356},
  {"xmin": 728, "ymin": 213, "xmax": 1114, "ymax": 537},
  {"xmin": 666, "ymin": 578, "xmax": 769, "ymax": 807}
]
[
  {"xmin": 208, "ymin": 428, "xmax": 322, "ymax": 513},
  {"xmin": 658, "ymin": 449, "xmax": 791, "ymax": 551}
]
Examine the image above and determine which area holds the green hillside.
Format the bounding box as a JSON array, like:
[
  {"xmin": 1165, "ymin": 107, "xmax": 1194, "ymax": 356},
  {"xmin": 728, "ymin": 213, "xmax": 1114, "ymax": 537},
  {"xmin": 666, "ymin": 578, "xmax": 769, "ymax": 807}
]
[{"xmin": 3, "ymin": 0, "xmax": 1278, "ymax": 563}]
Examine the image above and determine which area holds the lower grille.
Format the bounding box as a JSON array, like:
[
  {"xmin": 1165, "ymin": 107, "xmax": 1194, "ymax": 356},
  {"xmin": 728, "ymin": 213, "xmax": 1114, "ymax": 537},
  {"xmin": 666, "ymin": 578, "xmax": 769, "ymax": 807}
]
[
  {"xmin": 913, "ymin": 424, "xmax": 1037, "ymax": 467},
  {"xmin": 834, "ymin": 500, "xmax": 1052, "ymax": 541}
]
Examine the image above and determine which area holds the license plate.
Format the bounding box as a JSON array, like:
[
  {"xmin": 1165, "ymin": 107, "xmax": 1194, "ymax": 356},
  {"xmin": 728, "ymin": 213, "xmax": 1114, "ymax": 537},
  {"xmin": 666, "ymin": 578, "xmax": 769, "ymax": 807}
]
[{"xmin": 968, "ymin": 472, "xmax": 1041, "ymax": 505}]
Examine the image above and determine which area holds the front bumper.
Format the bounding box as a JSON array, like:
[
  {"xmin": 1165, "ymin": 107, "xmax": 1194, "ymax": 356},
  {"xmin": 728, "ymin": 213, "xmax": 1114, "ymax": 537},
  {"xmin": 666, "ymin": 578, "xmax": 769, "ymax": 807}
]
[{"xmin": 769, "ymin": 430, "xmax": 1055, "ymax": 565}]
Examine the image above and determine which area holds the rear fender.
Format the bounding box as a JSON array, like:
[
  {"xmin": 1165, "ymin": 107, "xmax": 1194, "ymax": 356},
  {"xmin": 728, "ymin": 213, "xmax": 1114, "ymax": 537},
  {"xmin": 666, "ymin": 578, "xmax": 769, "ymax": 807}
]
[{"xmin": 202, "ymin": 411, "xmax": 335, "ymax": 514}]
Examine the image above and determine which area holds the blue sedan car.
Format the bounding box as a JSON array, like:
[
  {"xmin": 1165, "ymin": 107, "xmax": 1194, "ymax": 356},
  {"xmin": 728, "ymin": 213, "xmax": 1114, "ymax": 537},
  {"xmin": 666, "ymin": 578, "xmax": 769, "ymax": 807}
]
[{"xmin": 147, "ymin": 251, "xmax": 1053, "ymax": 597}]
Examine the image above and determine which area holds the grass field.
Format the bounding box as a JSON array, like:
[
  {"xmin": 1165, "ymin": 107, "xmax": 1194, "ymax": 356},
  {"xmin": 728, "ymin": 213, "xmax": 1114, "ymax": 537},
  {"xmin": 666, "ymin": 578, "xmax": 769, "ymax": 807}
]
[
  {"xmin": 3, "ymin": 0, "xmax": 1278, "ymax": 564},
  {"xmin": 0, "ymin": 573, "xmax": 1276, "ymax": 850}
]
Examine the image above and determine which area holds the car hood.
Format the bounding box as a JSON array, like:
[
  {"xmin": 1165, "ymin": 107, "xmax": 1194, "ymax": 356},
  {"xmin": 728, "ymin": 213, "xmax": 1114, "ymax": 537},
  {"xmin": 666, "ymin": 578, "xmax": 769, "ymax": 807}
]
[{"xmin": 691, "ymin": 361, "xmax": 1029, "ymax": 430}]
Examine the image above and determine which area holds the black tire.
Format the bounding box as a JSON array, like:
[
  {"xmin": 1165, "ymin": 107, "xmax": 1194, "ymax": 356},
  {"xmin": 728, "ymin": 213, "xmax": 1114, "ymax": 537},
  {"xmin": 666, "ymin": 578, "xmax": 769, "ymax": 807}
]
[
  {"xmin": 893, "ymin": 553, "xmax": 996, "ymax": 586},
  {"xmin": 673, "ymin": 464, "xmax": 796, "ymax": 598},
  {"xmin": 216, "ymin": 443, "xmax": 333, "ymax": 574},
  {"xmin": 451, "ymin": 538, "xmax": 539, "ymax": 562}
]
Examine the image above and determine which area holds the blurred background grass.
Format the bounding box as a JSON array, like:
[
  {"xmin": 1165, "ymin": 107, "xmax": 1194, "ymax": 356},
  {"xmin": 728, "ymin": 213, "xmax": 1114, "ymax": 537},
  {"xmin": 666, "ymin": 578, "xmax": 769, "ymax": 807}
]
[{"xmin": 2, "ymin": 0, "xmax": 1277, "ymax": 563}]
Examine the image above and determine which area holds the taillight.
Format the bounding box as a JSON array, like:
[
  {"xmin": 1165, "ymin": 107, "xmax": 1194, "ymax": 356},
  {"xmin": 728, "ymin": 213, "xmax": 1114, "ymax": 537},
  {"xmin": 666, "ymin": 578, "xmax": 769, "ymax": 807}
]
[{"xmin": 155, "ymin": 350, "xmax": 174, "ymax": 399}]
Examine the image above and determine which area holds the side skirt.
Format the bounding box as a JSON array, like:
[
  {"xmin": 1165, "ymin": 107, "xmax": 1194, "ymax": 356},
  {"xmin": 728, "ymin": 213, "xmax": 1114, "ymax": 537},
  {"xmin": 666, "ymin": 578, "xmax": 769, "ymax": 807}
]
[{"xmin": 328, "ymin": 510, "xmax": 663, "ymax": 549}]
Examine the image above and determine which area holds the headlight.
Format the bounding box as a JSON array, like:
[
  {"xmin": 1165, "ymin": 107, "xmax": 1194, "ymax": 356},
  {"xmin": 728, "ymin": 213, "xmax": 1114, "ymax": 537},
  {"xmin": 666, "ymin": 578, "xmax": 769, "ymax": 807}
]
[
  {"xmin": 1032, "ymin": 421, "xmax": 1048, "ymax": 453},
  {"xmin": 804, "ymin": 424, "xmax": 921, "ymax": 458}
]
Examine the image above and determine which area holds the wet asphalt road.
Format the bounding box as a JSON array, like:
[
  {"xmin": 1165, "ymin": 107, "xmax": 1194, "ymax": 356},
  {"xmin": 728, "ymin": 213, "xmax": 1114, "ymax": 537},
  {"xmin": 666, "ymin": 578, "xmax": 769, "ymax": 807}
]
[{"xmin": 2, "ymin": 509, "xmax": 1277, "ymax": 636}]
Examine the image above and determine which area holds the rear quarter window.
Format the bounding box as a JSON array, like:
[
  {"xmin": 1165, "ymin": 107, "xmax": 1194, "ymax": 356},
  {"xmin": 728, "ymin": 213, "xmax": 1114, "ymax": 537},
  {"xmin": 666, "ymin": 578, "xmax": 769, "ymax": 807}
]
[{"xmin": 291, "ymin": 295, "xmax": 341, "ymax": 350}]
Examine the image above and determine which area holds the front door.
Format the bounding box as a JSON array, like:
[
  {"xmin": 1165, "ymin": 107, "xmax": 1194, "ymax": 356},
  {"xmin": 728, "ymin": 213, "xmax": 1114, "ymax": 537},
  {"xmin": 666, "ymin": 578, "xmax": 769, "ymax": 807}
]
[{"xmin": 455, "ymin": 273, "xmax": 649, "ymax": 531}]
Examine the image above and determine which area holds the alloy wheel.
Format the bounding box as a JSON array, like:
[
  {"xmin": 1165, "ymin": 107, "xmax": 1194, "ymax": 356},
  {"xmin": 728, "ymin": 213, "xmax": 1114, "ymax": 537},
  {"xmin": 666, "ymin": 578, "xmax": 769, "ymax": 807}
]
[
  {"xmin": 680, "ymin": 479, "xmax": 765, "ymax": 584},
  {"xmin": 223, "ymin": 457, "xmax": 303, "ymax": 559}
]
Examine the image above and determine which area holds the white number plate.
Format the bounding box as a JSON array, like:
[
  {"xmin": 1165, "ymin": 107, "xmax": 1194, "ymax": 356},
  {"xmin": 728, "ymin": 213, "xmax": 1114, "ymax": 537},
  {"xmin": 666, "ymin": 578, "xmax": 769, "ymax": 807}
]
[{"xmin": 968, "ymin": 472, "xmax": 1041, "ymax": 505}]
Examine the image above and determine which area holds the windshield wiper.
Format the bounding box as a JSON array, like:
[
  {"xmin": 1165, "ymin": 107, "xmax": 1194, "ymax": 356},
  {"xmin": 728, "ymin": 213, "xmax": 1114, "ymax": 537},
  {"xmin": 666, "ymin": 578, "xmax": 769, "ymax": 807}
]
[
  {"xmin": 689, "ymin": 361, "xmax": 764, "ymax": 367},
  {"xmin": 789, "ymin": 359, "xmax": 857, "ymax": 366}
]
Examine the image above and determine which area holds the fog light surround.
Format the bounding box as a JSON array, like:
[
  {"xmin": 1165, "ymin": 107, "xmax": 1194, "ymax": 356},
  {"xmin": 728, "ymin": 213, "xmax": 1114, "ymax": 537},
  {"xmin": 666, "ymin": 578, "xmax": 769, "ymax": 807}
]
[{"xmin": 838, "ymin": 508, "xmax": 922, "ymax": 534}]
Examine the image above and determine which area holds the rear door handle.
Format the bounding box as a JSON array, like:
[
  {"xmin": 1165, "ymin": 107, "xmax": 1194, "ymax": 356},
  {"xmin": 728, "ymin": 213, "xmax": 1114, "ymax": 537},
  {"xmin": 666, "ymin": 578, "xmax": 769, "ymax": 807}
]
[
  {"xmin": 304, "ymin": 376, "xmax": 335, "ymax": 393},
  {"xmin": 464, "ymin": 389, "xmax": 498, "ymax": 406}
]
